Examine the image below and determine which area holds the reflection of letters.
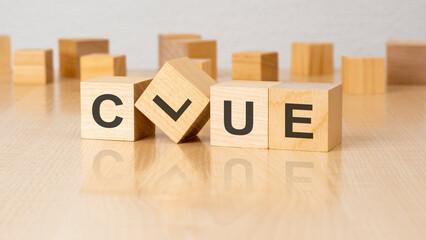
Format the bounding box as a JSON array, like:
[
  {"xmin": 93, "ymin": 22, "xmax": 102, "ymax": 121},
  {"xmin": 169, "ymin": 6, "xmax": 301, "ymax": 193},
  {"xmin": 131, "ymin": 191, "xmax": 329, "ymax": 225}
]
[
  {"xmin": 286, "ymin": 161, "xmax": 313, "ymax": 187},
  {"xmin": 224, "ymin": 101, "xmax": 254, "ymax": 135},
  {"xmin": 225, "ymin": 158, "xmax": 253, "ymax": 189},
  {"xmin": 156, "ymin": 165, "xmax": 189, "ymax": 186},
  {"xmin": 93, "ymin": 150, "xmax": 123, "ymax": 181}
]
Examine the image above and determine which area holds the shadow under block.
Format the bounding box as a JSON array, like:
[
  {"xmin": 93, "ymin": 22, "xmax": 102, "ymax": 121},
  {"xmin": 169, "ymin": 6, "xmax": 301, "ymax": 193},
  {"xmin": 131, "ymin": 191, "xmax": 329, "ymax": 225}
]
[
  {"xmin": 135, "ymin": 57, "xmax": 216, "ymax": 143},
  {"xmin": 0, "ymin": 36, "xmax": 11, "ymax": 74},
  {"xmin": 232, "ymin": 51, "xmax": 278, "ymax": 81},
  {"xmin": 291, "ymin": 43, "xmax": 334, "ymax": 76},
  {"xmin": 386, "ymin": 41, "xmax": 426, "ymax": 85},
  {"xmin": 269, "ymin": 82, "xmax": 342, "ymax": 152},
  {"xmin": 341, "ymin": 56, "xmax": 385, "ymax": 94},
  {"xmin": 158, "ymin": 33, "xmax": 202, "ymax": 68},
  {"xmin": 13, "ymin": 49, "xmax": 53, "ymax": 84},
  {"xmin": 59, "ymin": 38, "xmax": 109, "ymax": 78},
  {"xmin": 210, "ymin": 80, "xmax": 280, "ymax": 149},
  {"xmin": 81, "ymin": 76, "xmax": 155, "ymax": 141},
  {"xmin": 80, "ymin": 54, "xmax": 126, "ymax": 81},
  {"xmin": 191, "ymin": 58, "xmax": 212, "ymax": 77}
]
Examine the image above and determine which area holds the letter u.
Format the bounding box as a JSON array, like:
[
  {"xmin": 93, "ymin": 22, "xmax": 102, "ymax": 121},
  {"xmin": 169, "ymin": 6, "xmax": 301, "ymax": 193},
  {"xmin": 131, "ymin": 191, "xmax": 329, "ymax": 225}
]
[{"xmin": 223, "ymin": 100, "xmax": 254, "ymax": 135}]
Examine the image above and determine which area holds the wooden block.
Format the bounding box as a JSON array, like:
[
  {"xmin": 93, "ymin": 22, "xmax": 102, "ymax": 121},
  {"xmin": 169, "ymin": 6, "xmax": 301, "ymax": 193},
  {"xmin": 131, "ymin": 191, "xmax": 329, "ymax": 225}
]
[
  {"xmin": 135, "ymin": 57, "xmax": 216, "ymax": 143},
  {"xmin": 232, "ymin": 51, "xmax": 278, "ymax": 81},
  {"xmin": 341, "ymin": 56, "xmax": 385, "ymax": 94},
  {"xmin": 80, "ymin": 54, "xmax": 126, "ymax": 81},
  {"xmin": 13, "ymin": 49, "xmax": 53, "ymax": 84},
  {"xmin": 210, "ymin": 80, "xmax": 280, "ymax": 148},
  {"xmin": 59, "ymin": 38, "xmax": 109, "ymax": 78},
  {"xmin": 0, "ymin": 35, "xmax": 11, "ymax": 74},
  {"xmin": 191, "ymin": 58, "xmax": 212, "ymax": 77},
  {"xmin": 158, "ymin": 33, "xmax": 201, "ymax": 68},
  {"xmin": 81, "ymin": 76, "xmax": 155, "ymax": 141},
  {"xmin": 386, "ymin": 40, "xmax": 426, "ymax": 85},
  {"xmin": 269, "ymin": 82, "xmax": 342, "ymax": 152},
  {"xmin": 291, "ymin": 42, "xmax": 334, "ymax": 76}
]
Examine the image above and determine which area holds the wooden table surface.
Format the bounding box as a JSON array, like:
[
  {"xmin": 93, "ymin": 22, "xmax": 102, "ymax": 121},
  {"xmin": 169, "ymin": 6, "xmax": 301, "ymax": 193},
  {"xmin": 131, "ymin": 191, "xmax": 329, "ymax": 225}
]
[{"xmin": 0, "ymin": 70, "xmax": 425, "ymax": 240}]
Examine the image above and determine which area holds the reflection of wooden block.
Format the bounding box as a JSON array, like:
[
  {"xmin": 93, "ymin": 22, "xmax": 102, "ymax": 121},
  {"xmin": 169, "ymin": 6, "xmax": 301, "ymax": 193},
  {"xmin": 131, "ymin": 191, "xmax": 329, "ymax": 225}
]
[
  {"xmin": 81, "ymin": 76, "xmax": 155, "ymax": 141},
  {"xmin": 0, "ymin": 36, "xmax": 11, "ymax": 74},
  {"xmin": 386, "ymin": 41, "xmax": 426, "ymax": 84},
  {"xmin": 211, "ymin": 80, "xmax": 280, "ymax": 148},
  {"xmin": 341, "ymin": 56, "xmax": 385, "ymax": 94},
  {"xmin": 158, "ymin": 33, "xmax": 201, "ymax": 68},
  {"xmin": 80, "ymin": 54, "xmax": 126, "ymax": 81},
  {"xmin": 13, "ymin": 49, "xmax": 53, "ymax": 84},
  {"xmin": 269, "ymin": 82, "xmax": 342, "ymax": 152},
  {"xmin": 191, "ymin": 58, "xmax": 212, "ymax": 77},
  {"xmin": 59, "ymin": 38, "xmax": 109, "ymax": 78},
  {"xmin": 232, "ymin": 51, "xmax": 278, "ymax": 81},
  {"xmin": 291, "ymin": 42, "xmax": 334, "ymax": 76},
  {"xmin": 135, "ymin": 57, "xmax": 216, "ymax": 143}
]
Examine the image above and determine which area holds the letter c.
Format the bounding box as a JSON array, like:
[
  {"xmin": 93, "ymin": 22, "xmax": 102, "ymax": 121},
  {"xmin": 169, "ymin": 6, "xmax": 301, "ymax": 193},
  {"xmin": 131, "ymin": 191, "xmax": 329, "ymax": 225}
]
[{"xmin": 92, "ymin": 94, "xmax": 123, "ymax": 128}]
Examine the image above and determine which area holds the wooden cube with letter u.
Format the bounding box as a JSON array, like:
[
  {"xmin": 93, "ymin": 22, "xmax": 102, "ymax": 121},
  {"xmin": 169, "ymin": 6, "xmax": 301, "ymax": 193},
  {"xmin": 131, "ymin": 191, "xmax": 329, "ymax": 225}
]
[
  {"xmin": 269, "ymin": 83, "xmax": 342, "ymax": 152},
  {"xmin": 210, "ymin": 80, "xmax": 280, "ymax": 148},
  {"xmin": 135, "ymin": 57, "xmax": 216, "ymax": 143},
  {"xmin": 81, "ymin": 76, "xmax": 155, "ymax": 141}
]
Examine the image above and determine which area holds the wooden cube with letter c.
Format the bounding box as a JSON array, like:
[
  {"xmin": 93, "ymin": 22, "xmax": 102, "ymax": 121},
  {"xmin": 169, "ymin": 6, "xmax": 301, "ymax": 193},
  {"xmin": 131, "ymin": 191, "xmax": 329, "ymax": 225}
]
[
  {"xmin": 210, "ymin": 80, "xmax": 280, "ymax": 148},
  {"xmin": 269, "ymin": 82, "xmax": 342, "ymax": 152},
  {"xmin": 81, "ymin": 76, "xmax": 155, "ymax": 141},
  {"xmin": 135, "ymin": 57, "xmax": 216, "ymax": 143}
]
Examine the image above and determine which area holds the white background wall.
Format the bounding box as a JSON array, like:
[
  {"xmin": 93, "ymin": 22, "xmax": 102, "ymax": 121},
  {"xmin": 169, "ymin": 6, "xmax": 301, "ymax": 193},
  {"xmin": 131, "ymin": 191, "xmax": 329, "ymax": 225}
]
[{"xmin": 1, "ymin": 0, "xmax": 425, "ymax": 69}]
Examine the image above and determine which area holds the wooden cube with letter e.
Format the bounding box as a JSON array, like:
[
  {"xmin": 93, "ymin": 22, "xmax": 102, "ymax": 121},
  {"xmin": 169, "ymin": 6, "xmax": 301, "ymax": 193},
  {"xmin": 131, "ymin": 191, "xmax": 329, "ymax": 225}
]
[
  {"xmin": 269, "ymin": 82, "xmax": 342, "ymax": 152},
  {"xmin": 81, "ymin": 76, "xmax": 155, "ymax": 141},
  {"xmin": 135, "ymin": 57, "xmax": 216, "ymax": 143},
  {"xmin": 211, "ymin": 80, "xmax": 280, "ymax": 149}
]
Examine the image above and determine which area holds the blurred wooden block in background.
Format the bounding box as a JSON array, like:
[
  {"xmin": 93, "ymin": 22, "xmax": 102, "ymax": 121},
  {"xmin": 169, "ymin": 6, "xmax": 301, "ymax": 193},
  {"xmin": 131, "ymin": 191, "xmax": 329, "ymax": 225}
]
[
  {"xmin": 291, "ymin": 42, "xmax": 334, "ymax": 76},
  {"xmin": 135, "ymin": 57, "xmax": 215, "ymax": 143},
  {"xmin": 59, "ymin": 38, "xmax": 109, "ymax": 78},
  {"xmin": 211, "ymin": 80, "xmax": 280, "ymax": 149},
  {"xmin": 341, "ymin": 56, "xmax": 385, "ymax": 94},
  {"xmin": 191, "ymin": 58, "xmax": 212, "ymax": 77},
  {"xmin": 80, "ymin": 54, "xmax": 126, "ymax": 81},
  {"xmin": 0, "ymin": 35, "xmax": 11, "ymax": 74},
  {"xmin": 158, "ymin": 33, "xmax": 201, "ymax": 68},
  {"xmin": 269, "ymin": 82, "xmax": 342, "ymax": 152},
  {"xmin": 232, "ymin": 51, "xmax": 278, "ymax": 81},
  {"xmin": 81, "ymin": 76, "xmax": 155, "ymax": 141},
  {"xmin": 386, "ymin": 40, "xmax": 426, "ymax": 85},
  {"xmin": 13, "ymin": 49, "xmax": 53, "ymax": 84}
]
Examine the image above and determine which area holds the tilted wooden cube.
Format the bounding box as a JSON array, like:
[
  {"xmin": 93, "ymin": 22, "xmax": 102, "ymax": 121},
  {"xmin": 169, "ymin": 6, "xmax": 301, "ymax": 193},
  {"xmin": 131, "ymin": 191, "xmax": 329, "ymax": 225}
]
[
  {"xmin": 191, "ymin": 58, "xmax": 212, "ymax": 77},
  {"xmin": 158, "ymin": 33, "xmax": 201, "ymax": 68},
  {"xmin": 13, "ymin": 49, "xmax": 53, "ymax": 84},
  {"xmin": 211, "ymin": 80, "xmax": 280, "ymax": 149},
  {"xmin": 232, "ymin": 51, "xmax": 278, "ymax": 81},
  {"xmin": 386, "ymin": 40, "xmax": 426, "ymax": 85},
  {"xmin": 81, "ymin": 76, "xmax": 155, "ymax": 141},
  {"xmin": 269, "ymin": 82, "xmax": 342, "ymax": 152},
  {"xmin": 59, "ymin": 38, "xmax": 109, "ymax": 78},
  {"xmin": 341, "ymin": 56, "xmax": 385, "ymax": 94},
  {"xmin": 0, "ymin": 35, "xmax": 11, "ymax": 74},
  {"xmin": 135, "ymin": 57, "xmax": 216, "ymax": 143},
  {"xmin": 80, "ymin": 54, "xmax": 126, "ymax": 81},
  {"xmin": 291, "ymin": 42, "xmax": 334, "ymax": 76}
]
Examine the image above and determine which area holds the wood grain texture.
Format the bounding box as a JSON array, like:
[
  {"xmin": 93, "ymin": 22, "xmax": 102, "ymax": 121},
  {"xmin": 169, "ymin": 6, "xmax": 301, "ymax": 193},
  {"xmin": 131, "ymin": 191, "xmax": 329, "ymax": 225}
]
[
  {"xmin": 0, "ymin": 35, "xmax": 11, "ymax": 74},
  {"xmin": 80, "ymin": 54, "xmax": 126, "ymax": 81},
  {"xmin": 342, "ymin": 56, "xmax": 386, "ymax": 94},
  {"xmin": 211, "ymin": 80, "xmax": 280, "ymax": 148},
  {"xmin": 232, "ymin": 51, "xmax": 278, "ymax": 81},
  {"xmin": 386, "ymin": 40, "xmax": 426, "ymax": 85},
  {"xmin": 59, "ymin": 38, "xmax": 109, "ymax": 78},
  {"xmin": 0, "ymin": 69, "xmax": 425, "ymax": 240},
  {"xmin": 135, "ymin": 57, "xmax": 216, "ymax": 143},
  {"xmin": 158, "ymin": 33, "xmax": 201, "ymax": 68},
  {"xmin": 81, "ymin": 76, "xmax": 154, "ymax": 141},
  {"xmin": 291, "ymin": 43, "xmax": 334, "ymax": 76},
  {"xmin": 269, "ymin": 82, "xmax": 342, "ymax": 152},
  {"xmin": 13, "ymin": 49, "xmax": 53, "ymax": 84},
  {"xmin": 191, "ymin": 58, "xmax": 212, "ymax": 77}
]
